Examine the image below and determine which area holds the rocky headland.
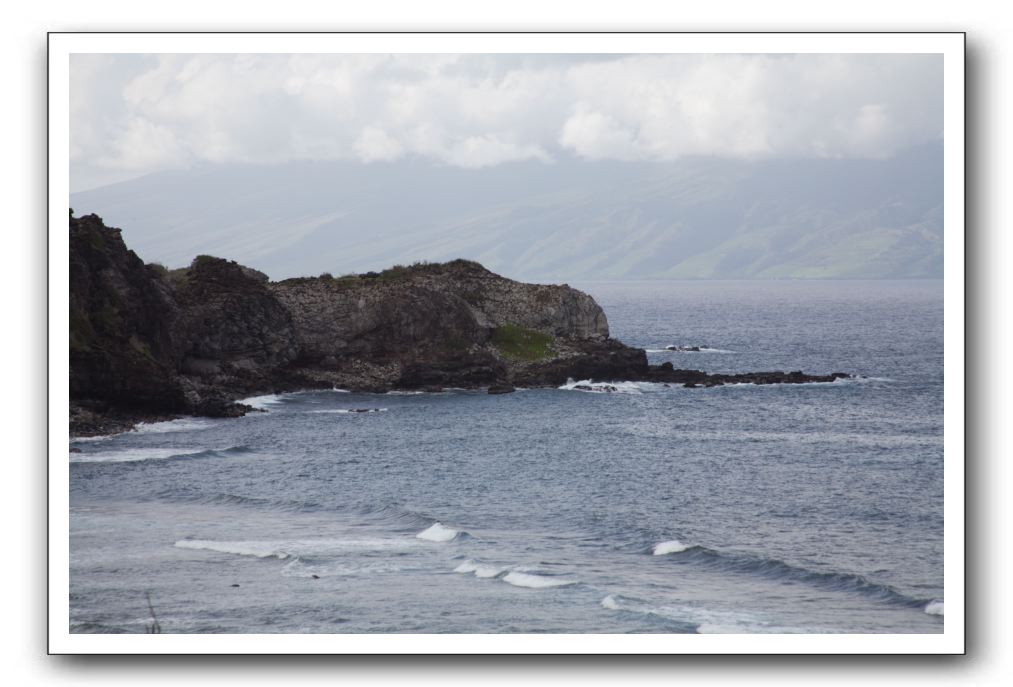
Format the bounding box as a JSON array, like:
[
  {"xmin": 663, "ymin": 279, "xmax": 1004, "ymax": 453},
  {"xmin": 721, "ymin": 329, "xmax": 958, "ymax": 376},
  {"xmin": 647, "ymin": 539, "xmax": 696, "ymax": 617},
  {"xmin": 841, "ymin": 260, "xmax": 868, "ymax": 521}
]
[{"xmin": 69, "ymin": 213, "xmax": 849, "ymax": 436}]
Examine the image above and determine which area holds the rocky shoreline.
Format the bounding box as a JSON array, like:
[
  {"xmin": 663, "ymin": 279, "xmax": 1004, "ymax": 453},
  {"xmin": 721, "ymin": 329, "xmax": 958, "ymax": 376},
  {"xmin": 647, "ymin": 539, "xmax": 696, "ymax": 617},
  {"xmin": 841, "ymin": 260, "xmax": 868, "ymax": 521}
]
[{"xmin": 69, "ymin": 212, "xmax": 850, "ymax": 437}]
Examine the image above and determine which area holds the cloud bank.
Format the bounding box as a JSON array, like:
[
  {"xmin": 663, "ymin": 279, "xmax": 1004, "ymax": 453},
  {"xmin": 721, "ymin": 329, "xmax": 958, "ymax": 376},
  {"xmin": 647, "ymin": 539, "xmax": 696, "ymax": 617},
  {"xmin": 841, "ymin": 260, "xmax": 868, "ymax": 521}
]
[{"xmin": 70, "ymin": 53, "xmax": 942, "ymax": 191}]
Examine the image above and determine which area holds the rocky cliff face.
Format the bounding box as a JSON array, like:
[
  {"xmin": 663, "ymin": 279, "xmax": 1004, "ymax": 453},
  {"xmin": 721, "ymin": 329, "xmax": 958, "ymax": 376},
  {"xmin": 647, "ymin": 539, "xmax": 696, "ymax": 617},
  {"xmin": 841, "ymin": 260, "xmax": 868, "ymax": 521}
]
[
  {"xmin": 69, "ymin": 215, "xmax": 635, "ymax": 433},
  {"xmin": 68, "ymin": 213, "xmax": 848, "ymax": 436},
  {"xmin": 270, "ymin": 260, "xmax": 613, "ymax": 389},
  {"xmin": 69, "ymin": 214, "xmax": 185, "ymax": 413}
]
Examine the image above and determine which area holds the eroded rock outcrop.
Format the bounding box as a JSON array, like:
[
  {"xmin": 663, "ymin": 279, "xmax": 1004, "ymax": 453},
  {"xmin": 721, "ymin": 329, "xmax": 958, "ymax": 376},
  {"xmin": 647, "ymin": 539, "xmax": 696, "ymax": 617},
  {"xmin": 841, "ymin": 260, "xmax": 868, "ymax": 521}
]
[
  {"xmin": 269, "ymin": 260, "xmax": 613, "ymax": 389},
  {"xmin": 68, "ymin": 213, "xmax": 849, "ymax": 436}
]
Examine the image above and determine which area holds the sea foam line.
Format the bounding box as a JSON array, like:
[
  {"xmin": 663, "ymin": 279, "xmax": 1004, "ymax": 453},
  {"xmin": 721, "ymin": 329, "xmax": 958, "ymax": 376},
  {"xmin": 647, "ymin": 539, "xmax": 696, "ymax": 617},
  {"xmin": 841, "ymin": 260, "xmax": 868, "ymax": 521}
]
[
  {"xmin": 174, "ymin": 537, "xmax": 420, "ymax": 560},
  {"xmin": 70, "ymin": 446, "xmax": 239, "ymax": 464},
  {"xmin": 308, "ymin": 408, "xmax": 388, "ymax": 414}
]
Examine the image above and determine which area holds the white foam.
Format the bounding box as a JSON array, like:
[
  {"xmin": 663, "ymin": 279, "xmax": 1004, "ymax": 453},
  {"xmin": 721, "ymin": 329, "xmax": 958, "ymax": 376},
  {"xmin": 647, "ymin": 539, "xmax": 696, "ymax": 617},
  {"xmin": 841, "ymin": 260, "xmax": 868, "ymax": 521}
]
[
  {"xmin": 331, "ymin": 388, "xmax": 351, "ymax": 393},
  {"xmin": 601, "ymin": 595, "xmax": 621, "ymax": 610},
  {"xmin": 653, "ymin": 540, "xmax": 691, "ymax": 555},
  {"xmin": 454, "ymin": 559, "xmax": 503, "ymax": 578},
  {"xmin": 239, "ymin": 394, "xmax": 284, "ymax": 410},
  {"xmin": 557, "ymin": 378, "xmax": 649, "ymax": 394},
  {"xmin": 175, "ymin": 539, "xmax": 292, "ymax": 559},
  {"xmin": 69, "ymin": 434, "xmax": 117, "ymax": 443},
  {"xmin": 924, "ymin": 600, "xmax": 944, "ymax": 616},
  {"xmin": 454, "ymin": 559, "xmax": 480, "ymax": 573},
  {"xmin": 133, "ymin": 418, "xmax": 216, "ymax": 434},
  {"xmin": 70, "ymin": 447, "xmax": 213, "ymax": 463},
  {"xmin": 175, "ymin": 537, "xmax": 418, "ymax": 560},
  {"xmin": 387, "ymin": 390, "xmax": 426, "ymax": 396},
  {"xmin": 502, "ymin": 571, "xmax": 577, "ymax": 589},
  {"xmin": 416, "ymin": 522, "xmax": 460, "ymax": 542}
]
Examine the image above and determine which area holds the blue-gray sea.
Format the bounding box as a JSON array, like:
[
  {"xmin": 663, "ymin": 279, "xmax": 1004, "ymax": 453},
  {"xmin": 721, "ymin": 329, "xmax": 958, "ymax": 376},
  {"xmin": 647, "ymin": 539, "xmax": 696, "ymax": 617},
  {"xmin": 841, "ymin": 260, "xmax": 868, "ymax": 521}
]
[{"xmin": 69, "ymin": 280, "xmax": 944, "ymax": 634}]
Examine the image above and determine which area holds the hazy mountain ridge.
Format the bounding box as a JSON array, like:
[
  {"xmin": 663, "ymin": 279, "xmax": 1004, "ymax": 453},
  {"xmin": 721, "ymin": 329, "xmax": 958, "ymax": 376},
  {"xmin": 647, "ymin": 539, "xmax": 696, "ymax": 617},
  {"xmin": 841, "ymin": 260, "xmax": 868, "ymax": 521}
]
[{"xmin": 70, "ymin": 143, "xmax": 943, "ymax": 281}]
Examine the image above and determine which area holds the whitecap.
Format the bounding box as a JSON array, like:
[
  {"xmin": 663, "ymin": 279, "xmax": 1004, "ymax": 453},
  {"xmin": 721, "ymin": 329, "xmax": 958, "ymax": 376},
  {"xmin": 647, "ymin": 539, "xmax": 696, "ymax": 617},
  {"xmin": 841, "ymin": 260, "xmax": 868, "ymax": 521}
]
[
  {"xmin": 653, "ymin": 539, "xmax": 691, "ymax": 555},
  {"xmin": 454, "ymin": 559, "xmax": 480, "ymax": 574},
  {"xmin": 601, "ymin": 594, "xmax": 622, "ymax": 610},
  {"xmin": 924, "ymin": 600, "xmax": 944, "ymax": 616},
  {"xmin": 416, "ymin": 522, "xmax": 460, "ymax": 542},
  {"xmin": 502, "ymin": 571, "xmax": 577, "ymax": 589},
  {"xmin": 454, "ymin": 559, "xmax": 503, "ymax": 578}
]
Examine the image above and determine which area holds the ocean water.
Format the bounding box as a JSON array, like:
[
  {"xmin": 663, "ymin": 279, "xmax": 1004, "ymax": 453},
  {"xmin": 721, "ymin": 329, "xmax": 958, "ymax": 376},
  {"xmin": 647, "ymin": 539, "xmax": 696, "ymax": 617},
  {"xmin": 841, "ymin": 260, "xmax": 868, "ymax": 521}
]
[{"xmin": 68, "ymin": 280, "xmax": 944, "ymax": 634}]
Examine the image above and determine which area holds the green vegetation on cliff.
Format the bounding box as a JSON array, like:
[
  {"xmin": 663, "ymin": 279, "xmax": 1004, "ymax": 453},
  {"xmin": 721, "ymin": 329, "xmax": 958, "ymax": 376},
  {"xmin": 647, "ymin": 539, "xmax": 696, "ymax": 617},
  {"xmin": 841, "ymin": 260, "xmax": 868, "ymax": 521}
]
[{"xmin": 490, "ymin": 324, "xmax": 554, "ymax": 361}]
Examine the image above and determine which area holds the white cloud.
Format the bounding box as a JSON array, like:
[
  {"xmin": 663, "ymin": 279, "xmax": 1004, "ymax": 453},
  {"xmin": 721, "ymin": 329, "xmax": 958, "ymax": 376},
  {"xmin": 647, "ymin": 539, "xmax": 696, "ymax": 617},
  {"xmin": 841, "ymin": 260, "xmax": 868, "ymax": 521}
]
[
  {"xmin": 559, "ymin": 107, "xmax": 639, "ymax": 160},
  {"xmin": 444, "ymin": 136, "xmax": 550, "ymax": 168},
  {"xmin": 70, "ymin": 53, "xmax": 942, "ymax": 190},
  {"xmin": 353, "ymin": 126, "xmax": 404, "ymax": 163}
]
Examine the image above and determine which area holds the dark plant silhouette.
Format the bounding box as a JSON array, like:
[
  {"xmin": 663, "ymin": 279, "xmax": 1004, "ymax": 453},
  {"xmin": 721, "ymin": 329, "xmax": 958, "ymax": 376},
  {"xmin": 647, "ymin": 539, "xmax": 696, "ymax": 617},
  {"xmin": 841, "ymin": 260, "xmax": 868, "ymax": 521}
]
[{"xmin": 144, "ymin": 592, "xmax": 162, "ymax": 634}]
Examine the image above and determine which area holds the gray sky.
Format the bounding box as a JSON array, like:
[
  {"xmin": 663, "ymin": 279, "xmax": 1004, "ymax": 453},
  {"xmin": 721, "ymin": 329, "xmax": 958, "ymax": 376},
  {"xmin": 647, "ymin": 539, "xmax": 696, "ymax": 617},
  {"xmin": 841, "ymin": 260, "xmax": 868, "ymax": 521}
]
[{"xmin": 70, "ymin": 53, "xmax": 942, "ymax": 192}]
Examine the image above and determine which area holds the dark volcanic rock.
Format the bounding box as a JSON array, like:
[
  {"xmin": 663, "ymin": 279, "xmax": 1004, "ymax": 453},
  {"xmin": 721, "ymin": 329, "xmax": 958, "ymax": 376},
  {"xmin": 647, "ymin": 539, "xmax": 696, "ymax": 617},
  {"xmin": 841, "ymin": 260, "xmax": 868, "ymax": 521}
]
[
  {"xmin": 69, "ymin": 214, "xmax": 186, "ymax": 412},
  {"xmin": 176, "ymin": 255, "xmax": 298, "ymax": 371},
  {"xmin": 642, "ymin": 366, "xmax": 849, "ymax": 387},
  {"xmin": 512, "ymin": 338, "xmax": 648, "ymax": 387},
  {"xmin": 487, "ymin": 384, "xmax": 516, "ymax": 395}
]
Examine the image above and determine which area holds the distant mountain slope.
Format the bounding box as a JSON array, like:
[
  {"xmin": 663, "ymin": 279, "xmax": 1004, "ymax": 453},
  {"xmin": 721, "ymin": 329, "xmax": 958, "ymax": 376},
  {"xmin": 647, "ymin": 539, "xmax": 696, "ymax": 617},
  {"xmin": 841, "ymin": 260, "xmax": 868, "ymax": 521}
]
[{"xmin": 70, "ymin": 144, "xmax": 943, "ymax": 281}]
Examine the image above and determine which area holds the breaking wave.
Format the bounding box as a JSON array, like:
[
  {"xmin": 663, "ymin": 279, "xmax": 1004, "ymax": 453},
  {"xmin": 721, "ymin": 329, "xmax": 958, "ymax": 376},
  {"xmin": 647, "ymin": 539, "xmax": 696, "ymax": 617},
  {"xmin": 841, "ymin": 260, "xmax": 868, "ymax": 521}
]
[
  {"xmin": 452, "ymin": 559, "xmax": 578, "ymax": 589},
  {"xmin": 558, "ymin": 378, "xmax": 653, "ymax": 394},
  {"xmin": 453, "ymin": 559, "xmax": 504, "ymax": 578},
  {"xmin": 239, "ymin": 394, "xmax": 285, "ymax": 410},
  {"xmin": 502, "ymin": 571, "xmax": 578, "ymax": 589},
  {"xmin": 653, "ymin": 539, "xmax": 692, "ymax": 555},
  {"xmin": 133, "ymin": 418, "xmax": 217, "ymax": 434},
  {"xmin": 924, "ymin": 600, "xmax": 944, "ymax": 616},
  {"xmin": 416, "ymin": 522, "xmax": 464, "ymax": 542}
]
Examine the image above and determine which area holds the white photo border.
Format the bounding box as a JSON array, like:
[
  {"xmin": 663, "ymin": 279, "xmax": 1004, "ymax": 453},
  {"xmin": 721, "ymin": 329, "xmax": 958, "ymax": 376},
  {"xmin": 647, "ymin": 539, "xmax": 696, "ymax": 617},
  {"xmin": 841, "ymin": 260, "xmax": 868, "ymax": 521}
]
[{"xmin": 48, "ymin": 31, "xmax": 965, "ymax": 655}]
